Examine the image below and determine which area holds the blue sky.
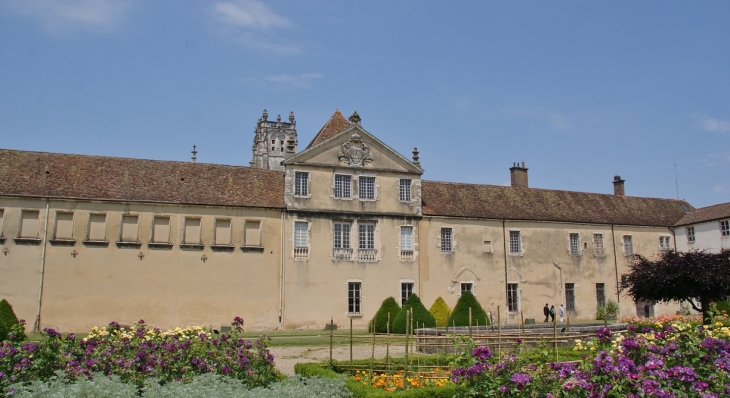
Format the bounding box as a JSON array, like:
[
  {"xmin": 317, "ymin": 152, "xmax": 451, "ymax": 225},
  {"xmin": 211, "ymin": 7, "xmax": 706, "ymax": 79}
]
[{"xmin": 1, "ymin": 1, "xmax": 728, "ymax": 208}]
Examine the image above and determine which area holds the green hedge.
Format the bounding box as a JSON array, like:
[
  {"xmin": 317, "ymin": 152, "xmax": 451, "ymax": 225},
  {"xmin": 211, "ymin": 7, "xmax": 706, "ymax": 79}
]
[
  {"xmin": 429, "ymin": 297, "xmax": 450, "ymax": 328},
  {"xmin": 391, "ymin": 294, "xmax": 435, "ymax": 334},
  {"xmin": 0, "ymin": 299, "xmax": 19, "ymax": 331},
  {"xmin": 370, "ymin": 297, "xmax": 401, "ymax": 333},
  {"xmin": 447, "ymin": 291, "xmax": 489, "ymax": 327}
]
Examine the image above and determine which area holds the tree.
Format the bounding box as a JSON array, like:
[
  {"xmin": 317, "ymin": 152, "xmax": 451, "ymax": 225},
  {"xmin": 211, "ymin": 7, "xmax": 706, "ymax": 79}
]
[
  {"xmin": 621, "ymin": 250, "xmax": 730, "ymax": 324},
  {"xmin": 391, "ymin": 294, "xmax": 436, "ymax": 334},
  {"xmin": 447, "ymin": 291, "xmax": 490, "ymax": 327},
  {"xmin": 369, "ymin": 297, "xmax": 400, "ymax": 333}
]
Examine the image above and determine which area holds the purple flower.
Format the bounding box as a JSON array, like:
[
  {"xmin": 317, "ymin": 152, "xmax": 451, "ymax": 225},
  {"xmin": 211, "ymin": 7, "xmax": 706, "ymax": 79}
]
[
  {"xmin": 472, "ymin": 346, "xmax": 492, "ymax": 361},
  {"xmin": 510, "ymin": 373, "xmax": 532, "ymax": 390}
]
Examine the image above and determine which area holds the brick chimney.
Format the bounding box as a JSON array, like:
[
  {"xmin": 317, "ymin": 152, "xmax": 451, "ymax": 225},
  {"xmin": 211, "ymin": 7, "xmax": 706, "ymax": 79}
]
[
  {"xmin": 613, "ymin": 175, "xmax": 625, "ymax": 196},
  {"xmin": 510, "ymin": 161, "xmax": 528, "ymax": 188}
]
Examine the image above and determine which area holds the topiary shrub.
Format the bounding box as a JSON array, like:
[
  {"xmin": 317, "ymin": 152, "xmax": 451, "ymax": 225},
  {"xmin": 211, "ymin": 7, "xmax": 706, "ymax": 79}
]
[
  {"xmin": 447, "ymin": 291, "xmax": 489, "ymax": 327},
  {"xmin": 0, "ymin": 320, "xmax": 7, "ymax": 342},
  {"xmin": 369, "ymin": 297, "xmax": 401, "ymax": 333},
  {"xmin": 0, "ymin": 299, "xmax": 19, "ymax": 331},
  {"xmin": 391, "ymin": 294, "xmax": 436, "ymax": 334},
  {"xmin": 429, "ymin": 297, "xmax": 451, "ymax": 327}
]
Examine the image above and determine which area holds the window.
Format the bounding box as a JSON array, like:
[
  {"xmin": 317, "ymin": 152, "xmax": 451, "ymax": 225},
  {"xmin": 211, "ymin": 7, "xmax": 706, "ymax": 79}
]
[
  {"xmin": 214, "ymin": 219, "xmax": 232, "ymax": 246},
  {"xmin": 244, "ymin": 220, "xmax": 261, "ymax": 247},
  {"xmin": 401, "ymin": 282, "xmax": 414, "ymax": 306},
  {"xmin": 440, "ymin": 228, "xmax": 453, "ymax": 252},
  {"xmin": 623, "ymin": 235, "xmax": 634, "ymax": 256},
  {"xmin": 596, "ymin": 283, "xmax": 606, "ymax": 308},
  {"xmin": 461, "ymin": 282, "xmax": 473, "ymax": 294},
  {"xmin": 400, "ymin": 226, "xmax": 414, "ymax": 260},
  {"xmin": 333, "ymin": 222, "xmax": 352, "ymax": 259},
  {"xmin": 358, "ymin": 222, "xmax": 376, "ymax": 262},
  {"xmin": 482, "ymin": 240, "xmax": 493, "ymax": 253},
  {"xmin": 507, "ymin": 283, "xmax": 519, "ymax": 312},
  {"xmin": 593, "ymin": 233, "xmax": 604, "ymax": 256},
  {"xmin": 294, "ymin": 221, "xmax": 309, "ymax": 259},
  {"xmin": 687, "ymin": 227, "xmax": 695, "ymax": 243},
  {"xmin": 151, "ymin": 216, "xmax": 171, "ymax": 244},
  {"xmin": 53, "ymin": 212, "xmax": 74, "ymax": 240},
  {"xmin": 721, "ymin": 221, "xmax": 729, "ymax": 237},
  {"xmin": 565, "ymin": 283, "xmax": 576, "ymax": 311},
  {"xmin": 19, "ymin": 210, "xmax": 41, "ymax": 239},
  {"xmin": 119, "ymin": 215, "xmax": 139, "ymax": 243},
  {"xmin": 569, "ymin": 233, "xmax": 580, "ymax": 255},
  {"xmin": 334, "ymin": 175, "xmax": 351, "ymax": 198},
  {"xmin": 509, "ymin": 231, "xmax": 521, "ymax": 254},
  {"xmin": 359, "ymin": 176, "xmax": 375, "ymax": 200},
  {"xmin": 659, "ymin": 236, "xmax": 671, "ymax": 250},
  {"xmin": 183, "ymin": 217, "xmax": 202, "ymax": 245},
  {"xmin": 87, "ymin": 213, "xmax": 107, "ymax": 242},
  {"xmin": 399, "ymin": 179, "xmax": 411, "ymax": 201},
  {"xmin": 294, "ymin": 172, "xmax": 309, "ymax": 196},
  {"xmin": 348, "ymin": 282, "xmax": 361, "ymax": 314}
]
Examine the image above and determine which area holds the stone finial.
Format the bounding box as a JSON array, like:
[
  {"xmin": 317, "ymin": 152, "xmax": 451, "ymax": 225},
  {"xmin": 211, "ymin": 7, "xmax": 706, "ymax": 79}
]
[
  {"xmin": 289, "ymin": 111, "xmax": 295, "ymax": 124},
  {"xmin": 277, "ymin": 114, "xmax": 281, "ymax": 122},
  {"xmin": 412, "ymin": 147, "xmax": 420, "ymax": 165},
  {"xmin": 262, "ymin": 109, "xmax": 268, "ymax": 121},
  {"xmin": 348, "ymin": 110, "xmax": 361, "ymax": 124}
]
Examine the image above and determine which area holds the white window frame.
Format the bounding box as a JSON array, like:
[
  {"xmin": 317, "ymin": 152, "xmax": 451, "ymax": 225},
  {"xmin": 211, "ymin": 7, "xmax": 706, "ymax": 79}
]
[
  {"xmin": 659, "ymin": 236, "xmax": 671, "ymax": 251},
  {"xmin": 293, "ymin": 220, "xmax": 310, "ymax": 260},
  {"xmin": 720, "ymin": 220, "xmax": 729, "ymax": 237},
  {"xmin": 358, "ymin": 175, "xmax": 377, "ymax": 201},
  {"xmin": 507, "ymin": 283, "xmax": 519, "ymax": 312},
  {"xmin": 440, "ymin": 227, "xmax": 453, "ymax": 253},
  {"xmin": 622, "ymin": 235, "xmax": 634, "ymax": 256},
  {"xmin": 508, "ymin": 230, "xmax": 523, "ymax": 256},
  {"xmin": 333, "ymin": 221, "xmax": 351, "ymax": 249},
  {"xmin": 460, "ymin": 281, "xmax": 474, "ymax": 296},
  {"xmin": 293, "ymin": 171, "xmax": 310, "ymax": 198},
  {"xmin": 333, "ymin": 174, "xmax": 352, "ymax": 199},
  {"xmin": 52, "ymin": 211, "xmax": 75, "ymax": 241},
  {"xmin": 400, "ymin": 225, "xmax": 413, "ymax": 251},
  {"xmin": 399, "ymin": 178, "xmax": 412, "ymax": 202},
  {"xmin": 358, "ymin": 222, "xmax": 375, "ymax": 249},
  {"xmin": 686, "ymin": 227, "xmax": 695, "ymax": 243},
  {"xmin": 400, "ymin": 280, "xmax": 415, "ymax": 306},
  {"xmin": 592, "ymin": 233, "xmax": 605, "ymax": 257},
  {"xmin": 347, "ymin": 280, "xmax": 362, "ymax": 316},
  {"xmin": 568, "ymin": 233, "xmax": 581, "ymax": 256}
]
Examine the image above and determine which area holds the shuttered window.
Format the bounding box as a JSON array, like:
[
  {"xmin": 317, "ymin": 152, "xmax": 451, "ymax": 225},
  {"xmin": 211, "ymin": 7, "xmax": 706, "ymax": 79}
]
[
  {"xmin": 20, "ymin": 210, "xmax": 40, "ymax": 238},
  {"xmin": 244, "ymin": 221, "xmax": 261, "ymax": 246},
  {"xmin": 54, "ymin": 212, "xmax": 74, "ymax": 240},
  {"xmin": 183, "ymin": 218, "xmax": 202, "ymax": 244},
  {"xmin": 120, "ymin": 215, "xmax": 139, "ymax": 242},
  {"xmin": 215, "ymin": 219, "xmax": 232, "ymax": 245},
  {"xmin": 152, "ymin": 216, "xmax": 171, "ymax": 243},
  {"xmin": 87, "ymin": 213, "xmax": 107, "ymax": 241}
]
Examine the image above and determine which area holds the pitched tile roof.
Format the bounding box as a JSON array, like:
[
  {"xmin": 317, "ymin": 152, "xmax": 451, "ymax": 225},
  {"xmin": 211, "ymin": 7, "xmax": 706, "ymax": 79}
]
[
  {"xmin": 306, "ymin": 110, "xmax": 351, "ymax": 148},
  {"xmin": 421, "ymin": 180, "xmax": 693, "ymax": 227},
  {"xmin": 674, "ymin": 201, "xmax": 730, "ymax": 227},
  {"xmin": 0, "ymin": 149, "xmax": 285, "ymax": 208}
]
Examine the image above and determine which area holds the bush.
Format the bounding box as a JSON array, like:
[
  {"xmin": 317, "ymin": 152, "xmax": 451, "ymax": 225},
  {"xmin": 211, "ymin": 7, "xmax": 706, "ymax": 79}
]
[
  {"xmin": 0, "ymin": 321, "xmax": 7, "ymax": 342},
  {"xmin": 429, "ymin": 297, "xmax": 450, "ymax": 327},
  {"xmin": 446, "ymin": 291, "xmax": 489, "ymax": 327},
  {"xmin": 0, "ymin": 299, "xmax": 19, "ymax": 331},
  {"xmin": 391, "ymin": 294, "xmax": 435, "ymax": 334},
  {"xmin": 369, "ymin": 297, "xmax": 400, "ymax": 333}
]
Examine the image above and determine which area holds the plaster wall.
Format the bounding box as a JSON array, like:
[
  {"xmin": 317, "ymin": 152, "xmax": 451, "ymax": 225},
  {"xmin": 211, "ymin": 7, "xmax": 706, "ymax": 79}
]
[{"xmin": 675, "ymin": 221, "xmax": 730, "ymax": 253}]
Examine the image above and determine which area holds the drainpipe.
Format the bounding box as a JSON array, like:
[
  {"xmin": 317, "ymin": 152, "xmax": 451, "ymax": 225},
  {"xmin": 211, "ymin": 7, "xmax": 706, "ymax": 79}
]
[
  {"xmin": 34, "ymin": 199, "xmax": 50, "ymax": 332},
  {"xmin": 552, "ymin": 262, "xmax": 563, "ymax": 303},
  {"xmin": 279, "ymin": 211, "xmax": 285, "ymax": 330},
  {"xmin": 502, "ymin": 220, "xmax": 508, "ymax": 325},
  {"xmin": 611, "ymin": 224, "xmax": 620, "ymax": 303}
]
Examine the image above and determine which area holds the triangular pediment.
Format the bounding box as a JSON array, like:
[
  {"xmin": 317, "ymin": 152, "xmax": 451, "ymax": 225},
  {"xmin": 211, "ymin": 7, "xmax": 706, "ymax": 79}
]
[{"xmin": 283, "ymin": 124, "xmax": 423, "ymax": 174}]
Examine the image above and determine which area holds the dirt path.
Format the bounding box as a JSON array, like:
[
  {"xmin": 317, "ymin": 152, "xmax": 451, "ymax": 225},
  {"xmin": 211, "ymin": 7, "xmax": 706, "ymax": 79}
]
[{"xmin": 270, "ymin": 345, "xmax": 407, "ymax": 376}]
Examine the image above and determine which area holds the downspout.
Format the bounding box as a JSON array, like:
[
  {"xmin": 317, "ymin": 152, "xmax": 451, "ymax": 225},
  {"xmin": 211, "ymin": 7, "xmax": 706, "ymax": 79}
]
[
  {"xmin": 502, "ymin": 220, "xmax": 508, "ymax": 325},
  {"xmin": 279, "ymin": 211, "xmax": 285, "ymax": 330},
  {"xmin": 34, "ymin": 199, "xmax": 50, "ymax": 332},
  {"xmin": 611, "ymin": 224, "xmax": 620, "ymax": 303}
]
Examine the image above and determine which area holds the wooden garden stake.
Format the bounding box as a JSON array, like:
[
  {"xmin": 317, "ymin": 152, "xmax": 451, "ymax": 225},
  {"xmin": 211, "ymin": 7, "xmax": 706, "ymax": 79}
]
[
  {"xmin": 370, "ymin": 319, "xmax": 375, "ymax": 383},
  {"xmin": 386, "ymin": 313, "xmax": 391, "ymax": 367},
  {"xmin": 350, "ymin": 317, "xmax": 353, "ymax": 366},
  {"xmin": 497, "ymin": 305, "xmax": 502, "ymax": 358},
  {"xmin": 521, "ymin": 311, "xmax": 524, "ymax": 336},
  {"xmin": 469, "ymin": 307, "xmax": 473, "ymax": 339},
  {"xmin": 553, "ymin": 316, "xmax": 558, "ymax": 362},
  {"xmin": 404, "ymin": 309, "xmax": 410, "ymax": 388},
  {"xmin": 329, "ymin": 317, "xmax": 333, "ymax": 365}
]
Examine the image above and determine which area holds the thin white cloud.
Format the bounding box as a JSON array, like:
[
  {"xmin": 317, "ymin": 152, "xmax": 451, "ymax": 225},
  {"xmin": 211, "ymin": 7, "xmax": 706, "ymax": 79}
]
[
  {"xmin": 547, "ymin": 113, "xmax": 572, "ymax": 130},
  {"xmin": 713, "ymin": 184, "xmax": 728, "ymax": 193},
  {"xmin": 213, "ymin": 1, "xmax": 291, "ymax": 29},
  {"xmin": 703, "ymin": 152, "xmax": 730, "ymax": 167},
  {"xmin": 2, "ymin": 0, "xmax": 132, "ymax": 33},
  {"xmin": 239, "ymin": 73, "xmax": 323, "ymax": 90},
  {"xmin": 701, "ymin": 118, "xmax": 730, "ymax": 134}
]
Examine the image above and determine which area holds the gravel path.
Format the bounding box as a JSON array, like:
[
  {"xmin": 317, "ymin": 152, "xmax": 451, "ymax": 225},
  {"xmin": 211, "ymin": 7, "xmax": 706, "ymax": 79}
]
[{"xmin": 270, "ymin": 345, "xmax": 407, "ymax": 376}]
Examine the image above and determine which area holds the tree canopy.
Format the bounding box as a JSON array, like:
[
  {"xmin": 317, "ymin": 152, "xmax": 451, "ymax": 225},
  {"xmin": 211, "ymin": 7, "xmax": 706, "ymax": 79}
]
[{"xmin": 621, "ymin": 250, "xmax": 730, "ymax": 324}]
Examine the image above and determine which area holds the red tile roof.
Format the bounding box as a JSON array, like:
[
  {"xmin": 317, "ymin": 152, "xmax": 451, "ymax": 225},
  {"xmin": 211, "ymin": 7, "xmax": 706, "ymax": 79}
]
[
  {"xmin": 306, "ymin": 110, "xmax": 351, "ymax": 148},
  {"xmin": 421, "ymin": 180, "xmax": 693, "ymax": 227},
  {"xmin": 674, "ymin": 201, "xmax": 730, "ymax": 227},
  {"xmin": 0, "ymin": 149, "xmax": 285, "ymax": 208}
]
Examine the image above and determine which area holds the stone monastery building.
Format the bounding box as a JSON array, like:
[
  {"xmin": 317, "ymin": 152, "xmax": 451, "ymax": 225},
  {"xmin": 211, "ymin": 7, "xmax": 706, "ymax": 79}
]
[{"xmin": 0, "ymin": 110, "xmax": 702, "ymax": 332}]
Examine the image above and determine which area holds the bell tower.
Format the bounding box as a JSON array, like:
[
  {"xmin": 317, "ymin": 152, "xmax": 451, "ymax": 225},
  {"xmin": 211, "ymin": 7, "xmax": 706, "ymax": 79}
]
[{"xmin": 250, "ymin": 109, "xmax": 298, "ymax": 171}]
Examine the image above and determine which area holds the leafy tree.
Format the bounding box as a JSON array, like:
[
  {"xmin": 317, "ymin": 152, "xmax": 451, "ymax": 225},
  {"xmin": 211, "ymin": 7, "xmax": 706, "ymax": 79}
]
[
  {"xmin": 0, "ymin": 299, "xmax": 19, "ymax": 330},
  {"xmin": 391, "ymin": 294, "xmax": 436, "ymax": 334},
  {"xmin": 369, "ymin": 297, "xmax": 400, "ymax": 333},
  {"xmin": 621, "ymin": 250, "xmax": 730, "ymax": 324},
  {"xmin": 447, "ymin": 291, "xmax": 490, "ymax": 327},
  {"xmin": 429, "ymin": 297, "xmax": 451, "ymax": 327}
]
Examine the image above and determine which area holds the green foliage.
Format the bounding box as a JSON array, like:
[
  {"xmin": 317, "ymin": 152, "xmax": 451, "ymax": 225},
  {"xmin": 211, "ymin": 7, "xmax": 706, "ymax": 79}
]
[
  {"xmin": 0, "ymin": 321, "xmax": 8, "ymax": 342},
  {"xmin": 595, "ymin": 300, "xmax": 620, "ymax": 320},
  {"xmin": 391, "ymin": 294, "xmax": 436, "ymax": 334},
  {"xmin": 369, "ymin": 297, "xmax": 400, "ymax": 333},
  {"xmin": 0, "ymin": 299, "xmax": 19, "ymax": 331},
  {"xmin": 446, "ymin": 291, "xmax": 489, "ymax": 327},
  {"xmin": 428, "ymin": 297, "xmax": 450, "ymax": 328},
  {"xmin": 293, "ymin": 363, "xmax": 339, "ymax": 378},
  {"xmin": 715, "ymin": 300, "xmax": 730, "ymax": 314},
  {"xmin": 345, "ymin": 379, "xmax": 463, "ymax": 398}
]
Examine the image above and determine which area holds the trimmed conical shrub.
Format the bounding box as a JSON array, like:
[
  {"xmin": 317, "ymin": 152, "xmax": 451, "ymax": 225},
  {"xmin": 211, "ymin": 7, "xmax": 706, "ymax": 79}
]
[
  {"xmin": 369, "ymin": 297, "xmax": 401, "ymax": 333},
  {"xmin": 447, "ymin": 291, "xmax": 490, "ymax": 326},
  {"xmin": 0, "ymin": 320, "xmax": 7, "ymax": 342},
  {"xmin": 429, "ymin": 297, "xmax": 451, "ymax": 327},
  {"xmin": 392, "ymin": 294, "xmax": 436, "ymax": 334},
  {"xmin": 0, "ymin": 299, "xmax": 19, "ymax": 330}
]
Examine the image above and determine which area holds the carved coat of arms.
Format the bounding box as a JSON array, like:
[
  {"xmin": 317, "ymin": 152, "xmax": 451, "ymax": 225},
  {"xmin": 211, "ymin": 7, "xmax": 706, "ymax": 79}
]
[{"xmin": 338, "ymin": 133, "xmax": 373, "ymax": 166}]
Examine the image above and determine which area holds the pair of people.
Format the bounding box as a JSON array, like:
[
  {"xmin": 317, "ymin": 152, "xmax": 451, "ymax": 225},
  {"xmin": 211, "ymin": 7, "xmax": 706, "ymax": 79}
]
[{"xmin": 543, "ymin": 303, "xmax": 565, "ymax": 322}]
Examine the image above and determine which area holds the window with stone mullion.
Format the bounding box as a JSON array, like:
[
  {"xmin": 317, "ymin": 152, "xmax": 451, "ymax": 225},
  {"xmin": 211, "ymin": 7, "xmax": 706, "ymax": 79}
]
[
  {"xmin": 334, "ymin": 222, "xmax": 351, "ymax": 249},
  {"xmin": 359, "ymin": 223, "xmax": 375, "ymax": 249},
  {"xmin": 335, "ymin": 175, "xmax": 351, "ymax": 198}
]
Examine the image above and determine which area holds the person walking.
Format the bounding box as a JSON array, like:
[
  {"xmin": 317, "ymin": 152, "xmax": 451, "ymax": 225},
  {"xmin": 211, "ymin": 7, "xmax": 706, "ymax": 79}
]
[
  {"xmin": 558, "ymin": 304, "xmax": 565, "ymax": 322},
  {"xmin": 543, "ymin": 303, "xmax": 550, "ymax": 323},
  {"xmin": 549, "ymin": 305, "xmax": 555, "ymax": 322}
]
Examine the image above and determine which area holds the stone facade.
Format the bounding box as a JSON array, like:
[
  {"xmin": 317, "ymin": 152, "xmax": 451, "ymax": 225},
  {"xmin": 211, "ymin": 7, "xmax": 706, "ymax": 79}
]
[{"xmin": 249, "ymin": 110, "xmax": 298, "ymax": 171}]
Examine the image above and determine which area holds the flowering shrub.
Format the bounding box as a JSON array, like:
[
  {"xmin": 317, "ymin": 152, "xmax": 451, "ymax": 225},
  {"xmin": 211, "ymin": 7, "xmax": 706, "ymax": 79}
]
[
  {"xmin": 0, "ymin": 318, "xmax": 279, "ymax": 394},
  {"xmin": 351, "ymin": 369, "xmax": 450, "ymax": 391},
  {"xmin": 452, "ymin": 318, "xmax": 730, "ymax": 397}
]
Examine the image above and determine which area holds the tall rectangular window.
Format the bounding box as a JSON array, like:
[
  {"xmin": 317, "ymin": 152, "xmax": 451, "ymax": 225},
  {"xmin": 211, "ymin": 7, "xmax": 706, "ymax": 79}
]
[
  {"xmin": 569, "ymin": 233, "xmax": 580, "ymax": 255},
  {"xmin": 401, "ymin": 282, "xmax": 414, "ymax": 306},
  {"xmin": 183, "ymin": 218, "xmax": 202, "ymax": 245},
  {"xmin": 687, "ymin": 227, "xmax": 695, "ymax": 243},
  {"xmin": 509, "ymin": 231, "xmax": 521, "ymax": 254},
  {"xmin": 152, "ymin": 216, "xmax": 171, "ymax": 243},
  {"xmin": 440, "ymin": 228, "xmax": 453, "ymax": 252},
  {"xmin": 659, "ymin": 236, "xmax": 671, "ymax": 250},
  {"xmin": 294, "ymin": 172, "xmax": 309, "ymax": 196},
  {"xmin": 623, "ymin": 235, "xmax": 634, "ymax": 256},
  {"xmin": 334, "ymin": 175, "xmax": 351, "ymax": 198},
  {"xmin": 596, "ymin": 283, "xmax": 606, "ymax": 308},
  {"xmin": 722, "ymin": 220, "xmax": 729, "ymax": 236},
  {"xmin": 507, "ymin": 283, "xmax": 519, "ymax": 312},
  {"xmin": 593, "ymin": 233, "xmax": 604, "ymax": 256},
  {"xmin": 334, "ymin": 222, "xmax": 351, "ymax": 249},
  {"xmin": 399, "ymin": 179, "xmax": 411, "ymax": 201},
  {"xmin": 19, "ymin": 210, "xmax": 40, "ymax": 239},
  {"xmin": 244, "ymin": 220, "xmax": 261, "ymax": 246},
  {"xmin": 294, "ymin": 221, "xmax": 309, "ymax": 259},
  {"xmin": 53, "ymin": 212, "xmax": 74, "ymax": 240},
  {"xmin": 565, "ymin": 283, "xmax": 576, "ymax": 311},
  {"xmin": 348, "ymin": 282, "xmax": 361, "ymax": 314},
  {"xmin": 359, "ymin": 223, "xmax": 375, "ymax": 249},
  {"xmin": 87, "ymin": 213, "xmax": 107, "ymax": 242},
  {"xmin": 120, "ymin": 215, "xmax": 139, "ymax": 242},
  {"xmin": 400, "ymin": 226, "xmax": 413, "ymax": 251},
  {"xmin": 214, "ymin": 219, "xmax": 232, "ymax": 245},
  {"xmin": 359, "ymin": 176, "xmax": 375, "ymax": 200}
]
